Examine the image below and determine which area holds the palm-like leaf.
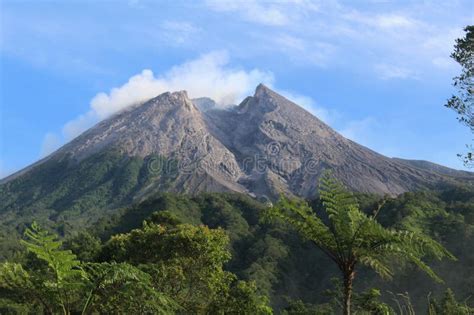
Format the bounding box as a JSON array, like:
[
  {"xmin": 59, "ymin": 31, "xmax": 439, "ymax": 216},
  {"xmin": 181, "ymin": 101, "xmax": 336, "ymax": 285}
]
[
  {"xmin": 263, "ymin": 172, "xmax": 455, "ymax": 314},
  {"xmin": 263, "ymin": 195, "xmax": 338, "ymax": 261},
  {"xmin": 21, "ymin": 222, "xmax": 85, "ymax": 283}
]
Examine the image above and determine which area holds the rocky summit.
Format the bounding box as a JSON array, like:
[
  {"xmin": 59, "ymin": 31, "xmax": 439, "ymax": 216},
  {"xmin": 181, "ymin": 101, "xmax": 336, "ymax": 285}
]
[
  {"xmin": 2, "ymin": 84, "xmax": 473, "ymax": 205},
  {"xmin": 203, "ymin": 84, "xmax": 472, "ymax": 197},
  {"xmin": 1, "ymin": 83, "xmax": 474, "ymax": 258}
]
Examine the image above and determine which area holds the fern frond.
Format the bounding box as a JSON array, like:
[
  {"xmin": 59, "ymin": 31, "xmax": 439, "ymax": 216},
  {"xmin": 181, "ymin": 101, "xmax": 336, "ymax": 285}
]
[
  {"xmin": 263, "ymin": 195, "xmax": 338, "ymax": 260},
  {"xmin": 358, "ymin": 255, "xmax": 393, "ymax": 280},
  {"xmin": 319, "ymin": 172, "xmax": 360, "ymax": 243},
  {"xmin": 21, "ymin": 222, "xmax": 85, "ymax": 283},
  {"xmin": 264, "ymin": 173, "xmax": 456, "ymax": 292}
]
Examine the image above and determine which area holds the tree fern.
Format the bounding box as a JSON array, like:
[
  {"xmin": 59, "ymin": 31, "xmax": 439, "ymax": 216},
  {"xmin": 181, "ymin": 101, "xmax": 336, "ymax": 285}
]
[{"xmin": 263, "ymin": 172, "xmax": 455, "ymax": 315}]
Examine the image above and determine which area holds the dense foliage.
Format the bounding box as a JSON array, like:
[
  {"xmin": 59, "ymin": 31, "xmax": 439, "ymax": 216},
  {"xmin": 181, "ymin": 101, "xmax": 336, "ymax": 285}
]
[
  {"xmin": 0, "ymin": 223, "xmax": 177, "ymax": 314},
  {"xmin": 0, "ymin": 218, "xmax": 271, "ymax": 314},
  {"xmin": 1, "ymin": 171, "xmax": 474, "ymax": 313},
  {"xmin": 263, "ymin": 173, "xmax": 455, "ymax": 314},
  {"xmin": 0, "ymin": 150, "xmax": 178, "ymax": 260}
]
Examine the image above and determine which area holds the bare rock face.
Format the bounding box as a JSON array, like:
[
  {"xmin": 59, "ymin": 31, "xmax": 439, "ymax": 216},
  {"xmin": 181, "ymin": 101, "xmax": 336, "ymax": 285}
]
[
  {"xmin": 204, "ymin": 84, "xmax": 469, "ymax": 198},
  {"xmin": 47, "ymin": 91, "xmax": 246, "ymax": 194},
  {"xmin": 2, "ymin": 84, "xmax": 473, "ymax": 200}
]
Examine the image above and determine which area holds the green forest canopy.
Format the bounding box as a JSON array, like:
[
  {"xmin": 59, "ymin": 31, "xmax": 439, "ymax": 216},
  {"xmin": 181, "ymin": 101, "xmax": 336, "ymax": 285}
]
[{"xmin": 1, "ymin": 180, "xmax": 474, "ymax": 313}]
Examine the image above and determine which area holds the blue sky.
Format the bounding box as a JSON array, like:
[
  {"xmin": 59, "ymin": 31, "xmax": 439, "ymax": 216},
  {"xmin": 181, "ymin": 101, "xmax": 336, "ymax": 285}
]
[{"xmin": 1, "ymin": 0, "xmax": 473, "ymax": 177}]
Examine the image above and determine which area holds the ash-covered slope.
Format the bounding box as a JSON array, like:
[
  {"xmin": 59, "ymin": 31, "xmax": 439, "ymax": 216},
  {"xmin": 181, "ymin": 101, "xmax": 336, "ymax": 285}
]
[
  {"xmin": 0, "ymin": 91, "xmax": 248, "ymax": 230},
  {"xmin": 2, "ymin": 91, "xmax": 247, "ymax": 195},
  {"xmin": 204, "ymin": 84, "xmax": 470, "ymax": 197},
  {"xmin": 1, "ymin": 84, "xmax": 472, "ymax": 217},
  {"xmin": 392, "ymin": 158, "xmax": 473, "ymax": 178},
  {"xmin": 56, "ymin": 90, "xmax": 246, "ymax": 194}
]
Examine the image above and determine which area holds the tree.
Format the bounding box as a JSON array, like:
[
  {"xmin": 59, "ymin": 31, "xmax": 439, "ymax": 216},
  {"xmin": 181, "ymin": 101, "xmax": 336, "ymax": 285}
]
[
  {"xmin": 323, "ymin": 278, "xmax": 395, "ymax": 314},
  {"xmin": 446, "ymin": 25, "xmax": 474, "ymax": 166},
  {"xmin": 208, "ymin": 280, "xmax": 273, "ymax": 315},
  {"xmin": 81, "ymin": 262, "xmax": 176, "ymax": 314},
  {"xmin": 1, "ymin": 219, "xmax": 273, "ymax": 314},
  {"xmin": 428, "ymin": 288, "xmax": 474, "ymax": 315},
  {"xmin": 263, "ymin": 173, "xmax": 455, "ymax": 315},
  {"xmin": 0, "ymin": 222, "xmax": 176, "ymax": 314},
  {"xmin": 101, "ymin": 221, "xmax": 234, "ymax": 312},
  {"xmin": 63, "ymin": 231, "xmax": 101, "ymax": 262},
  {"xmin": 101, "ymin": 217, "xmax": 273, "ymax": 314}
]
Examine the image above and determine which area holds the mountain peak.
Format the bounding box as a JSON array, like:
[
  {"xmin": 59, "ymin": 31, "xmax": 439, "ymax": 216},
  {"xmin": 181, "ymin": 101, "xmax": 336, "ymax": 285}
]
[
  {"xmin": 154, "ymin": 90, "xmax": 190, "ymax": 103},
  {"xmin": 254, "ymin": 83, "xmax": 272, "ymax": 97},
  {"xmin": 235, "ymin": 83, "xmax": 281, "ymax": 114},
  {"xmin": 171, "ymin": 90, "xmax": 189, "ymax": 99},
  {"xmin": 3, "ymin": 85, "xmax": 473, "ymax": 204},
  {"xmin": 148, "ymin": 90, "xmax": 195, "ymax": 112}
]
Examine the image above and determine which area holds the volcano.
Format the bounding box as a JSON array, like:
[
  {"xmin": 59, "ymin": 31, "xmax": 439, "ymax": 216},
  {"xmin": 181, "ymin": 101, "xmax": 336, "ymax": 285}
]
[{"xmin": 1, "ymin": 84, "xmax": 472, "ymax": 221}]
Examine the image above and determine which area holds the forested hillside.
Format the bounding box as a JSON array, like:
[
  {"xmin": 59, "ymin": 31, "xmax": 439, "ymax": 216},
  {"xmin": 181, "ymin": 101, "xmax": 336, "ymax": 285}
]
[{"xmin": 1, "ymin": 181, "xmax": 473, "ymax": 313}]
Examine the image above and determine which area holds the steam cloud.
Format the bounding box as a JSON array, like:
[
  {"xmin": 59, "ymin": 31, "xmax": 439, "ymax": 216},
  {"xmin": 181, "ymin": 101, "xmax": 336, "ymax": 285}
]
[
  {"xmin": 60, "ymin": 51, "xmax": 273, "ymax": 142},
  {"xmin": 41, "ymin": 51, "xmax": 326, "ymax": 157}
]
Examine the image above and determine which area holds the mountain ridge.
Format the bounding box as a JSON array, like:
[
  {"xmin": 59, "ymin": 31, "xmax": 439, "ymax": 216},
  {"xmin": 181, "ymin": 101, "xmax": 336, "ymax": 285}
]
[
  {"xmin": 1, "ymin": 84, "xmax": 472, "ymax": 199},
  {"xmin": 1, "ymin": 83, "xmax": 473, "ymax": 259}
]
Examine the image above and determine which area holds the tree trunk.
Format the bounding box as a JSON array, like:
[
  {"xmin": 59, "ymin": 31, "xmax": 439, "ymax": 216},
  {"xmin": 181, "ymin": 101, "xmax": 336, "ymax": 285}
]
[{"xmin": 343, "ymin": 269, "xmax": 355, "ymax": 315}]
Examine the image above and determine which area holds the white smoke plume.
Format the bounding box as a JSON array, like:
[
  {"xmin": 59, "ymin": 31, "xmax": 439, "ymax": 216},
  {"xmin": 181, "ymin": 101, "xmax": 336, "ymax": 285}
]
[
  {"xmin": 62, "ymin": 51, "xmax": 273, "ymax": 141},
  {"xmin": 40, "ymin": 51, "xmax": 327, "ymax": 157}
]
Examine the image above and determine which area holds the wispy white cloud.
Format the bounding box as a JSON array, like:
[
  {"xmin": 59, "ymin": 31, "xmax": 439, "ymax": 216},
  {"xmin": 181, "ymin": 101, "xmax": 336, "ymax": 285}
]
[
  {"xmin": 1, "ymin": 7, "xmax": 200, "ymax": 73},
  {"xmin": 334, "ymin": 6, "xmax": 466, "ymax": 78},
  {"xmin": 160, "ymin": 20, "xmax": 201, "ymax": 45},
  {"xmin": 205, "ymin": 0, "xmax": 322, "ymax": 26},
  {"xmin": 431, "ymin": 57, "xmax": 456, "ymax": 70},
  {"xmin": 374, "ymin": 14, "xmax": 416, "ymax": 29},
  {"xmin": 202, "ymin": 1, "xmax": 468, "ymax": 78},
  {"xmin": 3, "ymin": 0, "xmax": 469, "ymax": 80},
  {"xmin": 88, "ymin": 51, "xmax": 273, "ymax": 120},
  {"xmin": 273, "ymin": 34, "xmax": 335, "ymax": 67},
  {"xmin": 374, "ymin": 63, "xmax": 419, "ymax": 80},
  {"xmin": 421, "ymin": 27, "xmax": 465, "ymax": 70},
  {"xmin": 344, "ymin": 11, "xmax": 419, "ymax": 30},
  {"xmin": 62, "ymin": 112, "xmax": 98, "ymax": 141},
  {"xmin": 205, "ymin": 0, "xmax": 290, "ymax": 26},
  {"xmin": 127, "ymin": 0, "xmax": 145, "ymax": 9},
  {"xmin": 47, "ymin": 51, "xmax": 273, "ymax": 145}
]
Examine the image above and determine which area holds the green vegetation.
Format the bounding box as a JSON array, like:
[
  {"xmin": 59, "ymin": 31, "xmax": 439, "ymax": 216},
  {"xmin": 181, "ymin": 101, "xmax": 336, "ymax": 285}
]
[
  {"xmin": 1, "ymin": 173, "xmax": 474, "ymax": 313},
  {"xmin": 446, "ymin": 25, "xmax": 473, "ymax": 166},
  {"xmin": 0, "ymin": 222, "xmax": 177, "ymax": 314},
  {"xmin": 263, "ymin": 173, "xmax": 454, "ymax": 314},
  {"xmin": 0, "ymin": 219, "xmax": 271, "ymax": 314},
  {"xmin": 428, "ymin": 289, "xmax": 474, "ymax": 315},
  {"xmin": 0, "ymin": 150, "xmax": 178, "ymax": 260}
]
